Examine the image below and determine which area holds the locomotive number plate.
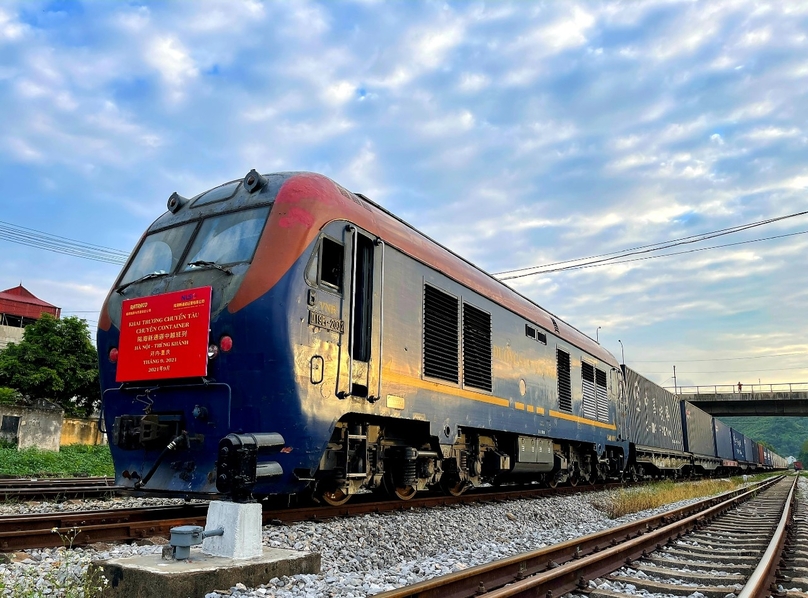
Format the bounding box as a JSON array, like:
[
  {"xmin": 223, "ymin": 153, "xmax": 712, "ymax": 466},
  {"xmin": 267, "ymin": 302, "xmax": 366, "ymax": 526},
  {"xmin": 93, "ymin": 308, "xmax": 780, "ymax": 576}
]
[{"xmin": 308, "ymin": 310, "xmax": 345, "ymax": 334}]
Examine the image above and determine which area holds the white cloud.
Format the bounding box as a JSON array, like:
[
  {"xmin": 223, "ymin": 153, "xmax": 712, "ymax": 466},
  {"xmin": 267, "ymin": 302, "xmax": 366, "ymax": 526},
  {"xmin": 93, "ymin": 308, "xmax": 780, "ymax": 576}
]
[
  {"xmin": 740, "ymin": 27, "xmax": 772, "ymax": 47},
  {"xmin": 420, "ymin": 110, "xmax": 476, "ymax": 137},
  {"xmin": 542, "ymin": 6, "xmax": 595, "ymax": 50},
  {"xmin": 0, "ymin": 9, "xmax": 27, "ymax": 42},
  {"xmin": 324, "ymin": 81, "xmax": 356, "ymax": 105},
  {"xmin": 458, "ymin": 72, "xmax": 490, "ymax": 92},
  {"xmin": 5, "ymin": 137, "xmax": 43, "ymax": 162},
  {"xmin": 745, "ymin": 127, "xmax": 801, "ymax": 141},
  {"xmin": 145, "ymin": 36, "xmax": 199, "ymax": 101}
]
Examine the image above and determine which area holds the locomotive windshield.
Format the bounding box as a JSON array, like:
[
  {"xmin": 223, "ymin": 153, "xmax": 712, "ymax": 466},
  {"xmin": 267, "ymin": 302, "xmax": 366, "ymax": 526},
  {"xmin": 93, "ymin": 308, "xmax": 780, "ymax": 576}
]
[
  {"xmin": 120, "ymin": 223, "xmax": 196, "ymax": 285},
  {"xmin": 183, "ymin": 206, "xmax": 269, "ymax": 269},
  {"xmin": 119, "ymin": 206, "xmax": 270, "ymax": 285}
]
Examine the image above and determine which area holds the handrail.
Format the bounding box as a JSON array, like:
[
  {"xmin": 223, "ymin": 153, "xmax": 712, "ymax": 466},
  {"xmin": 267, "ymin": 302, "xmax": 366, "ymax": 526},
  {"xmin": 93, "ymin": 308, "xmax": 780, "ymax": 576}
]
[{"xmin": 665, "ymin": 382, "xmax": 808, "ymax": 397}]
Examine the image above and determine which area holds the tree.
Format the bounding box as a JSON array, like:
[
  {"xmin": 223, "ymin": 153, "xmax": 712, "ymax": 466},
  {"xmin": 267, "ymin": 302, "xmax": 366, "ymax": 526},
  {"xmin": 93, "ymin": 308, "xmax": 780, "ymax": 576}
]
[
  {"xmin": 798, "ymin": 439, "xmax": 808, "ymax": 466},
  {"xmin": 0, "ymin": 315, "xmax": 99, "ymax": 417}
]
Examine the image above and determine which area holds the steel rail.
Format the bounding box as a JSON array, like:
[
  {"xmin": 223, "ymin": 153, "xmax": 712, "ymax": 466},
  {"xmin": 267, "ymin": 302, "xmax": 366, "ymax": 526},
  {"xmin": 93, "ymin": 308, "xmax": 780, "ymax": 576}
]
[
  {"xmin": 0, "ymin": 480, "xmax": 642, "ymax": 551},
  {"xmin": 0, "ymin": 476, "xmax": 782, "ymax": 553},
  {"xmin": 737, "ymin": 473, "xmax": 797, "ymax": 598},
  {"xmin": 373, "ymin": 475, "xmax": 783, "ymax": 598},
  {"xmin": 0, "ymin": 477, "xmax": 121, "ymax": 501},
  {"xmin": 0, "ymin": 477, "xmax": 115, "ymax": 485}
]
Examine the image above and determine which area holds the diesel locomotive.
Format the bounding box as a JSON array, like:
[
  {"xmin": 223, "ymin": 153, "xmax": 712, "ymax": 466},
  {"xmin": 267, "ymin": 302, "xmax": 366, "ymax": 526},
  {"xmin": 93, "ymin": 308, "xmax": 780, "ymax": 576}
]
[{"xmin": 97, "ymin": 170, "xmax": 780, "ymax": 504}]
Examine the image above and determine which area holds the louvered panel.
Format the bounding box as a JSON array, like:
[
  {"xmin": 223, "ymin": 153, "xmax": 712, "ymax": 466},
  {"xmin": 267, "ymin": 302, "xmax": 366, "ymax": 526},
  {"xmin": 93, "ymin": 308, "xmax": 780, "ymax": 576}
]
[
  {"xmin": 463, "ymin": 303, "xmax": 492, "ymax": 391},
  {"xmin": 596, "ymin": 368, "xmax": 609, "ymax": 422},
  {"xmin": 556, "ymin": 349, "xmax": 572, "ymax": 412},
  {"xmin": 423, "ymin": 285, "xmax": 459, "ymax": 383},
  {"xmin": 581, "ymin": 362, "xmax": 597, "ymax": 419}
]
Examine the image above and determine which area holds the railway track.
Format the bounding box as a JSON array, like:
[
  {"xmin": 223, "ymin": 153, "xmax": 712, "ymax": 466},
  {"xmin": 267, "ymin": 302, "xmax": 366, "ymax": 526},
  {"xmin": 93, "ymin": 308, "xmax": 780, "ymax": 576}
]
[
  {"xmin": 779, "ymin": 480, "xmax": 808, "ymax": 595},
  {"xmin": 0, "ymin": 477, "xmax": 120, "ymax": 501},
  {"xmin": 0, "ymin": 480, "xmax": 626, "ymax": 551},
  {"xmin": 373, "ymin": 474, "xmax": 796, "ymax": 598}
]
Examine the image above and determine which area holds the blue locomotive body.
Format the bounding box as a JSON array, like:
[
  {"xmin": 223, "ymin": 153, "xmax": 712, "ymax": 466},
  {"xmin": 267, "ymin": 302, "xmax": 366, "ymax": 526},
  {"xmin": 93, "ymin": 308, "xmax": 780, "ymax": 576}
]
[
  {"xmin": 98, "ymin": 171, "xmax": 630, "ymax": 502},
  {"xmin": 97, "ymin": 170, "xmax": 782, "ymax": 503}
]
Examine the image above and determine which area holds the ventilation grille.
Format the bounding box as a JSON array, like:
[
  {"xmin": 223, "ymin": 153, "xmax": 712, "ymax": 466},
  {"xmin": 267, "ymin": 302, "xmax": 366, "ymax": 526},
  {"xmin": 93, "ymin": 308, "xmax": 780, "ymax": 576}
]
[
  {"xmin": 463, "ymin": 303, "xmax": 492, "ymax": 391},
  {"xmin": 596, "ymin": 368, "xmax": 609, "ymax": 422},
  {"xmin": 423, "ymin": 285, "xmax": 459, "ymax": 383},
  {"xmin": 557, "ymin": 349, "xmax": 572, "ymax": 412},
  {"xmin": 551, "ymin": 318, "xmax": 559, "ymax": 333},
  {"xmin": 581, "ymin": 362, "xmax": 597, "ymax": 420}
]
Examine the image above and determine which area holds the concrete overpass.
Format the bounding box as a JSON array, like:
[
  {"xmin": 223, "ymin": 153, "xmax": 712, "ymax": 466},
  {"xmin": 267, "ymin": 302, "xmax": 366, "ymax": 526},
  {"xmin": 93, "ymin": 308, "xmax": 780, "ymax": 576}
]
[{"xmin": 673, "ymin": 383, "xmax": 808, "ymax": 417}]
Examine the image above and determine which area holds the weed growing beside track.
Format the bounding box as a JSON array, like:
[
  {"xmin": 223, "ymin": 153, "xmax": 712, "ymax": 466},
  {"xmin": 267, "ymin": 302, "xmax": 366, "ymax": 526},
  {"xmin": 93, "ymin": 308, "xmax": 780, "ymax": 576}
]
[
  {"xmin": 592, "ymin": 473, "xmax": 780, "ymax": 518},
  {"xmin": 0, "ymin": 445, "xmax": 113, "ymax": 478},
  {"xmin": 0, "ymin": 528, "xmax": 108, "ymax": 598}
]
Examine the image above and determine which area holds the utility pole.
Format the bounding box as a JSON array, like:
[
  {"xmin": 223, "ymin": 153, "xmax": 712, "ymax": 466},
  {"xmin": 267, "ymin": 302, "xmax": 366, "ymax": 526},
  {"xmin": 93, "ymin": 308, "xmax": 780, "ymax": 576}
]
[{"xmin": 673, "ymin": 365, "xmax": 677, "ymax": 395}]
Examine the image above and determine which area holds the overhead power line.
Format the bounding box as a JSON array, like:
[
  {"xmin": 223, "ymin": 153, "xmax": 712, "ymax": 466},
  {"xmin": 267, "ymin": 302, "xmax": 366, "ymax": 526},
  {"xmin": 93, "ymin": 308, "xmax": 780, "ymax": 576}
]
[
  {"xmin": 632, "ymin": 351, "xmax": 804, "ymax": 363},
  {"xmin": 495, "ymin": 209, "xmax": 808, "ymax": 280},
  {"xmin": 0, "ymin": 220, "xmax": 128, "ymax": 265},
  {"xmin": 641, "ymin": 365, "xmax": 808, "ymax": 375}
]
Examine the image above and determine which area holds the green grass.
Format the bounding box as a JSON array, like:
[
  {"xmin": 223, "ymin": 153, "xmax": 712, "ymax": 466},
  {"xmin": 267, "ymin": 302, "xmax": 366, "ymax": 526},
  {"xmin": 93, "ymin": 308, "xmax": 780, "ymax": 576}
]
[{"xmin": 0, "ymin": 444, "xmax": 114, "ymax": 478}]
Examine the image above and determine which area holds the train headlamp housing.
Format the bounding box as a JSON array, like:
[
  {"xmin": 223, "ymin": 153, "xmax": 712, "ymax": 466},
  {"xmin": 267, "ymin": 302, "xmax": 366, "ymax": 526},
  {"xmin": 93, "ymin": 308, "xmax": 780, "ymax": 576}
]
[
  {"xmin": 167, "ymin": 192, "xmax": 189, "ymax": 213},
  {"xmin": 207, "ymin": 344, "xmax": 219, "ymax": 360}
]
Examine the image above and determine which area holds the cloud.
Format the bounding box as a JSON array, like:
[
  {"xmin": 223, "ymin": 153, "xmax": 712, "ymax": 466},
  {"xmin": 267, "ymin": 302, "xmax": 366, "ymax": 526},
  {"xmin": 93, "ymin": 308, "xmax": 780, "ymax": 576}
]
[
  {"xmin": 0, "ymin": 8, "xmax": 27, "ymax": 42},
  {"xmin": 145, "ymin": 36, "xmax": 199, "ymax": 101},
  {"xmin": 1, "ymin": 0, "xmax": 807, "ymax": 386}
]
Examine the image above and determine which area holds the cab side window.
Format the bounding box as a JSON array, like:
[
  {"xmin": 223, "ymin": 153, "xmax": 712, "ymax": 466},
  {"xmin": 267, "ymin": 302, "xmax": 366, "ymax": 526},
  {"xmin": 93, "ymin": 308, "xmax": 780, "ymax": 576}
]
[{"xmin": 319, "ymin": 237, "xmax": 344, "ymax": 292}]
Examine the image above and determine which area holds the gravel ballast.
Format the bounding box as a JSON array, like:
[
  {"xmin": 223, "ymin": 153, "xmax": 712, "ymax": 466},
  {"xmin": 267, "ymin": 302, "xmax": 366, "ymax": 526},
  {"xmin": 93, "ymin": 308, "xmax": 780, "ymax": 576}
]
[{"xmin": 1, "ymin": 480, "xmax": 793, "ymax": 598}]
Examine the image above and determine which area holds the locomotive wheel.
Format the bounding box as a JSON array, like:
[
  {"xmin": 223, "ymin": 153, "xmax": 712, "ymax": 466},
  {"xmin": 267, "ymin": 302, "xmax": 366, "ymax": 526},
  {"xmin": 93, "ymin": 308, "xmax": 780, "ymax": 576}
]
[
  {"xmin": 547, "ymin": 476, "xmax": 559, "ymax": 489},
  {"xmin": 442, "ymin": 478, "xmax": 467, "ymax": 497},
  {"xmin": 384, "ymin": 472, "xmax": 417, "ymax": 500},
  {"xmin": 569, "ymin": 474, "xmax": 579, "ymax": 487},
  {"xmin": 320, "ymin": 487, "xmax": 351, "ymax": 506},
  {"xmin": 393, "ymin": 485, "xmax": 417, "ymax": 500}
]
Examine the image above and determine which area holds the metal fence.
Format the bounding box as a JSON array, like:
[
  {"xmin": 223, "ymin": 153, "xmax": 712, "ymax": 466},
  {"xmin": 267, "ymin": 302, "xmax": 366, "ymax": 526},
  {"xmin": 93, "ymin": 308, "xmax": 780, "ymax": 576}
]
[{"xmin": 667, "ymin": 382, "xmax": 808, "ymax": 397}]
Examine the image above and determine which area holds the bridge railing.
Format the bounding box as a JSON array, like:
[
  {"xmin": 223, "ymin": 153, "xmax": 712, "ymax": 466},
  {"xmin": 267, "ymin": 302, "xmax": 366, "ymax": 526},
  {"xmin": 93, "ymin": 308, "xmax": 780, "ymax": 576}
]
[{"xmin": 668, "ymin": 383, "xmax": 808, "ymax": 397}]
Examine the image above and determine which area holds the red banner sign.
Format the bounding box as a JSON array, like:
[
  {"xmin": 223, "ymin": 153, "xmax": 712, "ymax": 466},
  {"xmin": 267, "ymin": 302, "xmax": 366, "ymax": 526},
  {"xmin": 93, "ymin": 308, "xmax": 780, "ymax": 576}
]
[{"xmin": 117, "ymin": 287, "xmax": 212, "ymax": 382}]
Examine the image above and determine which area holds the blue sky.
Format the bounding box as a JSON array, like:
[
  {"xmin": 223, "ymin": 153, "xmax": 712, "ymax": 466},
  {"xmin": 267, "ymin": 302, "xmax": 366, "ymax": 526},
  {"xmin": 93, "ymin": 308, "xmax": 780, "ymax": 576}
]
[{"xmin": 1, "ymin": 0, "xmax": 807, "ymax": 389}]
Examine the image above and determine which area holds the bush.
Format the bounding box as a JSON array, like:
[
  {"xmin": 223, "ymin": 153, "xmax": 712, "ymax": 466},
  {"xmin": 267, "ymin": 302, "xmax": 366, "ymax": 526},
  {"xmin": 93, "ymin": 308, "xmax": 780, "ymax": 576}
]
[{"xmin": 0, "ymin": 386, "xmax": 21, "ymax": 405}]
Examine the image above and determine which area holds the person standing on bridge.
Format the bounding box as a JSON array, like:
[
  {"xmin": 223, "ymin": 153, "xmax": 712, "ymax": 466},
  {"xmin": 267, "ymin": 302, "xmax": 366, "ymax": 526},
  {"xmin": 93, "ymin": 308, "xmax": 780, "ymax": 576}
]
[{"xmin": 737, "ymin": 381, "xmax": 743, "ymax": 393}]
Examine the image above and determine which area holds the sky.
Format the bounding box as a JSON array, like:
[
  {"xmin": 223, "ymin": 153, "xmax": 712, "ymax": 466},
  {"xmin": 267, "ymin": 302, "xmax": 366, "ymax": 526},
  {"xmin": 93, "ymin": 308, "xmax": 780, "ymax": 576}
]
[{"xmin": 1, "ymin": 0, "xmax": 807, "ymax": 391}]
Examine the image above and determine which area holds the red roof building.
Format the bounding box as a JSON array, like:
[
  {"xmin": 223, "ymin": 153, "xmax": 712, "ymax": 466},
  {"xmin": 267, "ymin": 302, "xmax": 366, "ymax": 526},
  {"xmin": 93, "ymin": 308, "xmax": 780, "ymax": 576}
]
[{"xmin": 0, "ymin": 285, "xmax": 60, "ymax": 327}]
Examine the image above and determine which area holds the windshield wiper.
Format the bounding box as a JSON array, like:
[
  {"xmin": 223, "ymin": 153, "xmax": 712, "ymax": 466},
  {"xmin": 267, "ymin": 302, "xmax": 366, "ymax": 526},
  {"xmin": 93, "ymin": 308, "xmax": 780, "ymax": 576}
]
[
  {"xmin": 116, "ymin": 272, "xmax": 168, "ymax": 295},
  {"xmin": 187, "ymin": 260, "xmax": 233, "ymax": 275}
]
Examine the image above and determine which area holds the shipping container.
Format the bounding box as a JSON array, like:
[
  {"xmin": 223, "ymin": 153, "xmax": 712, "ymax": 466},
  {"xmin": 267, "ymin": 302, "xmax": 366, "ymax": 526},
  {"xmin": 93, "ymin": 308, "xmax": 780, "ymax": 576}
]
[
  {"xmin": 680, "ymin": 401, "xmax": 715, "ymax": 457},
  {"xmin": 731, "ymin": 428, "xmax": 747, "ymax": 462},
  {"xmin": 745, "ymin": 437, "xmax": 757, "ymax": 464},
  {"xmin": 622, "ymin": 366, "xmax": 684, "ymax": 451},
  {"xmin": 758, "ymin": 444, "xmax": 765, "ymax": 465},
  {"xmin": 713, "ymin": 418, "xmax": 734, "ymax": 460}
]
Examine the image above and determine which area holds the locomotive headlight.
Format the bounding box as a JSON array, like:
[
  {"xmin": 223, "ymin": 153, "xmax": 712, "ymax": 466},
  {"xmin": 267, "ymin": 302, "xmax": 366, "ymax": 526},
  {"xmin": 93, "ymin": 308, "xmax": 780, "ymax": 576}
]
[
  {"xmin": 207, "ymin": 343, "xmax": 219, "ymax": 360},
  {"xmin": 108, "ymin": 347, "xmax": 119, "ymax": 364},
  {"xmin": 220, "ymin": 335, "xmax": 233, "ymax": 352}
]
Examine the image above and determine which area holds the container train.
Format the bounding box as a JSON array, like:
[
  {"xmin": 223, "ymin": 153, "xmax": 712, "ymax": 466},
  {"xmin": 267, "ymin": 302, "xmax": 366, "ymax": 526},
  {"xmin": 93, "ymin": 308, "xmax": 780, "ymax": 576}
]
[{"xmin": 97, "ymin": 170, "xmax": 786, "ymax": 504}]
